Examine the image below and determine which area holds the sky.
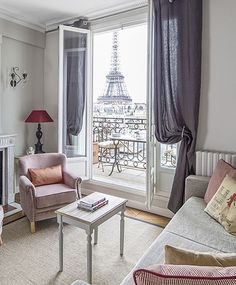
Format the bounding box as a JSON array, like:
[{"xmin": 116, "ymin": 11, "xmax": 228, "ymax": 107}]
[{"xmin": 93, "ymin": 24, "xmax": 147, "ymax": 104}]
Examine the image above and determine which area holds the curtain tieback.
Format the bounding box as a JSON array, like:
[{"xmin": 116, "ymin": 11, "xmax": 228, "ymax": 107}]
[{"xmin": 181, "ymin": 125, "xmax": 186, "ymax": 138}]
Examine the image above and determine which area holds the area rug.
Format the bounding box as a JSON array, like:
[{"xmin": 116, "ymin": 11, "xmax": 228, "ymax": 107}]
[{"xmin": 0, "ymin": 215, "xmax": 162, "ymax": 285}]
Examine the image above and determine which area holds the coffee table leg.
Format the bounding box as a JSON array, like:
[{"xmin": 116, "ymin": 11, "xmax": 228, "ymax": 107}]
[
  {"xmin": 94, "ymin": 227, "xmax": 98, "ymax": 245},
  {"xmin": 120, "ymin": 206, "xmax": 125, "ymax": 256},
  {"xmin": 87, "ymin": 230, "xmax": 92, "ymax": 284},
  {"xmin": 59, "ymin": 215, "xmax": 63, "ymax": 272}
]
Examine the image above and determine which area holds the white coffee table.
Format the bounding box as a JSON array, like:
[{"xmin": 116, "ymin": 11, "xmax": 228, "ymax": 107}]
[{"xmin": 56, "ymin": 194, "xmax": 127, "ymax": 284}]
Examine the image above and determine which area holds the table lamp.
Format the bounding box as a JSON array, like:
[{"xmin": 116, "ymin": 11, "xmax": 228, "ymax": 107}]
[{"xmin": 25, "ymin": 110, "xmax": 53, "ymax": 154}]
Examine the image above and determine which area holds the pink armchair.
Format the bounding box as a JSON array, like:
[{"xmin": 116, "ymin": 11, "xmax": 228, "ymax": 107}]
[{"xmin": 19, "ymin": 153, "xmax": 82, "ymax": 233}]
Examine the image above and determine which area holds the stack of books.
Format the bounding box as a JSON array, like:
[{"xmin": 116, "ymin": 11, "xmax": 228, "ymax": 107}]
[{"xmin": 77, "ymin": 192, "xmax": 108, "ymax": 212}]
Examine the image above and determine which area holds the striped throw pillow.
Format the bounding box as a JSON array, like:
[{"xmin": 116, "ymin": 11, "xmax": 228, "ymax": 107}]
[{"xmin": 133, "ymin": 264, "xmax": 236, "ymax": 285}]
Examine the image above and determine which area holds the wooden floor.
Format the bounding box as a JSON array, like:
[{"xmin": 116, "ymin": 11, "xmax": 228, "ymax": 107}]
[
  {"xmin": 4, "ymin": 206, "xmax": 170, "ymax": 228},
  {"xmin": 4, "ymin": 192, "xmax": 171, "ymax": 228},
  {"xmin": 125, "ymin": 207, "xmax": 170, "ymax": 228}
]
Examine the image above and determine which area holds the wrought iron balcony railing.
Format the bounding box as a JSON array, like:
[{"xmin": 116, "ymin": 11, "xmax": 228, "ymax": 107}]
[
  {"xmin": 93, "ymin": 116, "xmax": 146, "ymax": 143},
  {"xmin": 93, "ymin": 116, "xmax": 176, "ymax": 170}
]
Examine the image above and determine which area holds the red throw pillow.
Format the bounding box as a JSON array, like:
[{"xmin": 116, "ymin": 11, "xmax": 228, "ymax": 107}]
[
  {"xmin": 204, "ymin": 159, "xmax": 236, "ymax": 204},
  {"xmin": 133, "ymin": 264, "xmax": 236, "ymax": 285},
  {"xmin": 28, "ymin": 165, "xmax": 63, "ymax": 187}
]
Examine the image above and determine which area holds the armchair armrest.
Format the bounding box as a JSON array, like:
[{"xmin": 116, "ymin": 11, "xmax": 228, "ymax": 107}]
[
  {"xmin": 185, "ymin": 175, "xmax": 210, "ymax": 202},
  {"xmin": 19, "ymin": 175, "xmax": 36, "ymax": 194},
  {"xmin": 19, "ymin": 175, "xmax": 36, "ymax": 221},
  {"xmin": 63, "ymin": 170, "xmax": 82, "ymax": 199}
]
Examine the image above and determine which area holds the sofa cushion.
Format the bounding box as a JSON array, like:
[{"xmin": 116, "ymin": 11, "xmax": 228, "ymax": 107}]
[
  {"xmin": 205, "ymin": 175, "xmax": 236, "ymax": 235},
  {"xmin": 29, "ymin": 165, "xmax": 63, "ymax": 186},
  {"xmin": 165, "ymin": 197, "xmax": 236, "ymax": 253},
  {"xmin": 35, "ymin": 183, "xmax": 77, "ymax": 209},
  {"xmin": 204, "ymin": 159, "xmax": 236, "ymax": 204},
  {"xmin": 120, "ymin": 230, "xmax": 219, "ymax": 285},
  {"xmin": 165, "ymin": 245, "xmax": 236, "ymax": 266},
  {"xmin": 133, "ymin": 264, "xmax": 236, "ymax": 285}
]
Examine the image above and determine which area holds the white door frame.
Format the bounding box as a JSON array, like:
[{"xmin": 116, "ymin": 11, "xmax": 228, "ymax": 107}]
[{"xmin": 58, "ymin": 25, "xmax": 92, "ymax": 180}]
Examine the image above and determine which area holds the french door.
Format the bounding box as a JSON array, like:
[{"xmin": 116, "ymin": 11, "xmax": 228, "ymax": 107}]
[
  {"xmin": 57, "ymin": 22, "xmax": 172, "ymax": 211},
  {"xmin": 146, "ymin": 0, "xmax": 156, "ymax": 209},
  {"xmin": 58, "ymin": 25, "xmax": 92, "ymax": 179}
]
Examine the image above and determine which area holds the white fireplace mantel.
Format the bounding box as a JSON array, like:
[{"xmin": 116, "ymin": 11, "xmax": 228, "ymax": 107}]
[
  {"xmin": 0, "ymin": 134, "xmax": 16, "ymax": 147},
  {"xmin": 0, "ymin": 134, "xmax": 16, "ymax": 205}
]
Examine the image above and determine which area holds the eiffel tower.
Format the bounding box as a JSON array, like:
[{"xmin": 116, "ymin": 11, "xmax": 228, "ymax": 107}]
[{"xmin": 97, "ymin": 31, "xmax": 132, "ymax": 104}]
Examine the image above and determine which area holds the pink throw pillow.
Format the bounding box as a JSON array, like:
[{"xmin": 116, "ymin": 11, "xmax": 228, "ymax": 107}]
[
  {"xmin": 29, "ymin": 165, "xmax": 63, "ymax": 187},
  {"xmin": 204, "ymin": 159, "xmax": 236, "ymax": 204},
  {"xmin": 133, "ymin": 264, "xmax": 236, "ymax": 285}
]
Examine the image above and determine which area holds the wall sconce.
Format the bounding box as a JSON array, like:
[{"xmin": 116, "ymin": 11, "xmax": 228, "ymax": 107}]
[{"xmin": 10, "ymin": 67, "xmax": 28, "ymax": 87}]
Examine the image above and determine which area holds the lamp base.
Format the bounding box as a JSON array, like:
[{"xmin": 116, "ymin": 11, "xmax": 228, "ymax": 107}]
[
  {"xmin": 34, "ymin": 143, "xmax": 45, "ymax": 154},
  {"xmin": 34, "ymin": 123, "xmax": 45, "ymax": 154}
]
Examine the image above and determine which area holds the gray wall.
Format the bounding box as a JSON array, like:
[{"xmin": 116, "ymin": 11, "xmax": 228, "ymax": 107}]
[
  {"xmin": 0, "ymin": 18, "xmax": 45, "ymax": 156},
  {"xmin": 43, "ymin": 31, "xmax": 59, "ymax": 153},
  {"xmin": 197, "ymin": 0, "xmax": 236, "ymax": 153}
]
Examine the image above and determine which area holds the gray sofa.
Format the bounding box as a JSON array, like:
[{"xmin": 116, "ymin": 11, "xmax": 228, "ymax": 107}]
[
  {"xmin": 74, "ymin": 175, "xmax": 236, "ymax": 285},
  {"xmin": 121, "ymin": 175, "xmax": 236, "ymax": 285}
]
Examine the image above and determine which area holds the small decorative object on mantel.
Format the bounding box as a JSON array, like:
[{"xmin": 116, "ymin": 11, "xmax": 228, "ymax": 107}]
[
  {"xmin": 26, "ymin": 146, "xmax": 35, "ymax": 155},
  {"xmin": 10, "ymin": 67, "xmax": 27, "ymax": 88},
  {"xmin": 25, "ymin": 110, "xmax": 53, "ymax": 154}
]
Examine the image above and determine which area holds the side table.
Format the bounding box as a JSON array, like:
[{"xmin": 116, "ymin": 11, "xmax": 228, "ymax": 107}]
[
  {"xmin": 56, "ymin": 194, "xmax": 127, "ymax": 284},
  {"xmin": 0, "ymin": 205, "xmax": 3, "ymax": 245}
]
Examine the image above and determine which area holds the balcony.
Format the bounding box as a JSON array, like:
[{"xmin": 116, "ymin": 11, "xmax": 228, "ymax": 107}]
[{"xmin": 92, "ymin": 116, "xmax": 176, "ymax": 190}]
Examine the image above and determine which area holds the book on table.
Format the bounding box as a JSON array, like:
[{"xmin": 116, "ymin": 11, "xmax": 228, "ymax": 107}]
[
  {"xmin": 77, "ymin": 192, "xmax": 108, "ymax": 211},
  {"xmin": 78, "ymin": 199, "xmax": 109, "ymax": 212}
]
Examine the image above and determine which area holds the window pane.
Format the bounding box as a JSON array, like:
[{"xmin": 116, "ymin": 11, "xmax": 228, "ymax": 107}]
[
  {"xmin": 160, "ymin": 144, "xmax": 177, "ymax": 169},
  {"xmin": 63, "ymin": 30, "xmax": 87, "ymax": 158}
]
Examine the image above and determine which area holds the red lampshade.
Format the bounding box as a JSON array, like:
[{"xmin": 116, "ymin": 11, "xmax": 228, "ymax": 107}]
[{"xmin": 25, "ymin": 110, "xmax": 53, "ymax": 123}]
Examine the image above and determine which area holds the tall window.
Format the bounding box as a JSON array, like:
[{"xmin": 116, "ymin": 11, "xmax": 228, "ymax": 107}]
[
  {"xmin": 92, "ymin": 24, "xmax": 147, "ymax": 191},
  {"xmin": 61, "ymin": 29, "xmax": 89, "ymax": 158}
]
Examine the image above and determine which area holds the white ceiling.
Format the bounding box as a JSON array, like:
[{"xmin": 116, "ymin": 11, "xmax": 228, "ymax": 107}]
[{"xmin": 0, "ymin": 0, "xmax": 147, "ymax": 31}]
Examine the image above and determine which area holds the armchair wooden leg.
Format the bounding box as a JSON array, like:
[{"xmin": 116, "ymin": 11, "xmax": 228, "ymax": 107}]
[
  {"xmin": 0, "ymin": 235, "xmax": 3, "ymax": 246},
  {"xmin": 30, "ymin": 222, "xmax": 36, "ymax": 233}
]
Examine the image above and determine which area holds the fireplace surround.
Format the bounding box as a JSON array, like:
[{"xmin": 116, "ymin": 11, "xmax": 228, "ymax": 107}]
[
  {"xmin": 0, "ymin": 134, "xmax": 15, "ymax": 206},
  {"xmin": 0, "ymin": 151, "xmax": 2, "ymax": 204}
]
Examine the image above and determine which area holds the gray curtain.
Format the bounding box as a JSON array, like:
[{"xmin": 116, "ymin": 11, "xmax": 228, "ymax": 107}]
[
  {"xmin": 65, "ymin": 33, "xmax": 86, "ymax": 145},
  {"xmin": 153, "ymin": 0, "xmax": 202, "ymax": 213}
]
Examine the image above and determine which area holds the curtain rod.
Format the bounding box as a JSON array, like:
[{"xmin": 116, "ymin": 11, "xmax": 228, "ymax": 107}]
[{"xmin": 46, "ymin": 4, "xmax": 148, "ymax": 34}]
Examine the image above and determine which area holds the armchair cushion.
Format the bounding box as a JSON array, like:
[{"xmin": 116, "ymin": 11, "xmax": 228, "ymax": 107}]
[
  {"xmin": 29, "ymin": 165, "xmax": 63, "ymax": 186},
  {"xmin": 35, "ymin": 184, "xmax": 77, "ymax": 209}
]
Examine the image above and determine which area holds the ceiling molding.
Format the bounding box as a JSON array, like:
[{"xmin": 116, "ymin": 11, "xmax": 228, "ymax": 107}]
[
  {"xmin": 46, "ymin": 0, "xmax": 148, "ymax": 31},
  {"xmin": 0, "ymin": 8, "xmax": 46, "ymax": 32},
  {"xmin": 86, "ymin": 0, "xmax": 148, "ymax": 19},
  {"xmin": 0, "ymin": 0, "xmax": 148, "ymax": 33},
  {"xmin": 45, "ymin": 16, "xmax": 81, "ymax": 32}
]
